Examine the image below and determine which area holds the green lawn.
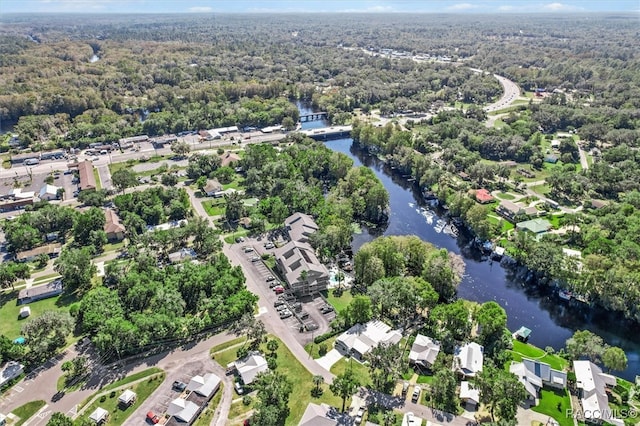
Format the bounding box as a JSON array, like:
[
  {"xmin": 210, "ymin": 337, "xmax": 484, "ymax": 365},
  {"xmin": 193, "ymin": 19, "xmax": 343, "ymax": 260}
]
[
  {"xmin": 330, "ymin": 357, "xmax": 371, "ymax": 388},
  {"xmin": 93, "ymin": 168, "xmax": 102, "ymax": 190},
  {"xmin": 228, "ymin": 398, "xmax": 255, "ymax": 423},
  {"xmin": 304, "ymin": 335, "xmax": 339, "ymax": 359},
  {"xmin": 509, "ymin": 340, "xmax": 569, "ymax": 371},
  {"xmin": 494, "ymin": 191, "xmax": 516, "ymax": 200},
  {"xmin": 202, "ymin": 200, "xmax": 226, "ymax": 216},
  {"xmin": 530, "ymin": 184, "xmax": 551, "ymax": 195},
  {"xmin": 213, "ymin": 336, "xmax": 343, "ymax": 425},
  {"xmin": 78, "ymin": 373, "xmax": 165, "ymax": 425},
  {"xmin": 210, "ymin": 337, "xmax": 246, "ymax": 356},
  {"xmin": 222, "ymin": 177, "xmax": 246, "ymax": 191},
  {"xmin": 416, "ymin": 375, "xmax": 435, "ymax": 385},
  {"xmin": 324, "ymin": 289, "xmax": 353, "ymax": 313},
  {"xmin": 0, "ymin": 290, "xmax": 77, "ymax": 339},
  {"xmin": 11, "ymin": 400, "xmax": 46, "ymax": 425},
  {"xmin": 532, "ymin": 388, "xmax": 573, "ymax": 426}
]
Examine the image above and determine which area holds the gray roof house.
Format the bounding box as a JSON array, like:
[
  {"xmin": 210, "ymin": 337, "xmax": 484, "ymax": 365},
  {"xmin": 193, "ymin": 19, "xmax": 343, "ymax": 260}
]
[
  {"xmin": 17, "ymin": 280, "xmax": 63, "ymax": 305},
  {"xmin": 408, "ymin": 334, "xmax": 440, "ymax": 370},
  {"xmin": 167, "ymin": 398, "xmax": 200, "ymax": 423},
  {"xmin": 187, "ymin": 373, "xmax": 221, "ymax": 398},
  {"xmin": 335, "ymin": 320, "xmax": 402, "ymax": 362},
  {"xmin": 453, "ymin": 342, "xmax": 483, "ymax": 378},
  {"xmin": 0, "ymin": 361, "xmax": 24, "ymax": 388},
  {"xmin": 299, "ymin": 403, "xmax": 342, "ymax": 426},
  {"xmin": 234, "ymin": 353, "xmax": 268, "ymax": 385}
]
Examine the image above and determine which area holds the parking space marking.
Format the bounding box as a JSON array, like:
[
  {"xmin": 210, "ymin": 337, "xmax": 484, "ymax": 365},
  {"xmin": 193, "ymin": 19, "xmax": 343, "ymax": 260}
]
[{"xmin": 13, "ymin": 386, "xmax": 24, "ymax": 393}]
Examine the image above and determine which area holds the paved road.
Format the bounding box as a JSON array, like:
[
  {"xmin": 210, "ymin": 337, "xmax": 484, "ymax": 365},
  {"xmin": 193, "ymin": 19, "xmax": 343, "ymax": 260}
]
[{"xmin": 484, "ymin": 74, "xmax": 521, "ymax": 113}]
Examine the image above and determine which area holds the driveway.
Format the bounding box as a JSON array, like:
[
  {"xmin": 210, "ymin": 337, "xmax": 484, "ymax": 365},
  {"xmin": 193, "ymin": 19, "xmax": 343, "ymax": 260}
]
[{"xmin": 316, "ymin": 349, "xmax": 342, "ymax": 371}]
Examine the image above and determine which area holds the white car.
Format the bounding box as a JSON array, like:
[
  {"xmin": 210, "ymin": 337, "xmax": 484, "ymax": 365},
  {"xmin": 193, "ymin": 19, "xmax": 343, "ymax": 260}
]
[{"xmin": 355, "ymin": 407, "xmax": 365, "ymax": 424}]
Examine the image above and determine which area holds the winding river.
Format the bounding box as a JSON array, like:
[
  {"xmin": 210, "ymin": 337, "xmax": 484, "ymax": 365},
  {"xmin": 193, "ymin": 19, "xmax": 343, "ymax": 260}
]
[{"xmin": 298, "ymin": 107, "xmax": 639, "ymax": 381}]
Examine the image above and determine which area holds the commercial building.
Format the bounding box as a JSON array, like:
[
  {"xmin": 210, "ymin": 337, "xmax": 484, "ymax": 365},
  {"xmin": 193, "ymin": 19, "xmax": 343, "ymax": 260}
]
[
  {"xmin": 274, "ymin": 213, "xmax": 329, "ymax": 297},
  {"xmin": 76, "ymin": 160, "xmax": 97, "ymax": 191}
]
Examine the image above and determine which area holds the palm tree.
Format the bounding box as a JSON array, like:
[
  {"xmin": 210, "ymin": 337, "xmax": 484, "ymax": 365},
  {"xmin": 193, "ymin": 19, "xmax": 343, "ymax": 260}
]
[
  {"xmin": 312, "ymin": 375, "xmax": 324, "ymax": 397},
  {"xmin": 266, "ymin": 339, "xmax": 279, "ymax": 355}
]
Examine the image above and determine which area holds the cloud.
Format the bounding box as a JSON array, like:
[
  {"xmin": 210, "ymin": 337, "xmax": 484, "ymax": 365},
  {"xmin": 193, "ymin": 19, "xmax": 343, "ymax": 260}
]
[
  {"xmin": 543, "ymin": 2, "xmax": 583, "ymax": 11},
  {"xmin": 497, "ymin": 5, "xmax": 514, "ymax": 11},
  {"xmin": 446, "ymin": 3, "xmax": 479, "ymax": 11},
  {"xmin": 340, "ymin": 5, "xmax": 395, "ymax": 13},
  {"xmin": 188, "ymin": 6, "xmax": 213, "ymax": 12}
]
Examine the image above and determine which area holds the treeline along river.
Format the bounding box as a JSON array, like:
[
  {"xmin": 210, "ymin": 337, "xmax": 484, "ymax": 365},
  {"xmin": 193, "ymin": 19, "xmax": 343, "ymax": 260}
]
[{"xmin": 298, "ymin": 105, "xmax": 639, "ymax": 380}]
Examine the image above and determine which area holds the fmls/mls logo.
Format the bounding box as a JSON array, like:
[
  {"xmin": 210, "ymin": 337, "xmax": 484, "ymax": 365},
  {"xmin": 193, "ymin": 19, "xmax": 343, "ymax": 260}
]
[{"xmin": 566, "ymin": 408, "xmax": 638, "ymax": 420}]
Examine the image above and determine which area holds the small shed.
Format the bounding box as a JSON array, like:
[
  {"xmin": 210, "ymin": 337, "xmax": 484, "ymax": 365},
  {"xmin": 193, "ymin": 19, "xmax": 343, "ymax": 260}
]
[
  {"xmin": 514, "ymin": 326, "xmax": 532, "ymax": 342},
  {"xmin": 118, "ymin": 389, "xmax": 137, "ymax": 406},
  {"xmin": 89, "ymin": 407, "xmax": 109, "ymax": 424},
  {"xmin": 18, "ymin": 306, "xmax": 31, "ymax": 319}
]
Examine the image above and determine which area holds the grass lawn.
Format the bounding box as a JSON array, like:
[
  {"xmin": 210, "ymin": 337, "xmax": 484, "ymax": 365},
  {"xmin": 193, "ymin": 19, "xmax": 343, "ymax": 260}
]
[
  {"xmin": 532, "ymin": 388, "xmax": 572, "ymax": 426},
  {"xmin": 210, "ymin": 337, "xmax": 246, "ymax": 356},
  {"xmin": 84, "ymin": 368, "xmax": 164, "ymax": 403},
  {"xmin": 212, "ymin": 342, "xmax": 248, "ymax": 373},
  {"xmin": 11, "ymin": 400, "xmax": 46, "ymax": 425},
  {"xmin": 324, "ymin": 289, "xmax": 353, "ymax": 313},
  {"xmin": 222, "ymin": 177, "xmax": 246, "ymax": 191},
  {"xmin": 193, "ymin": 383, "xmax": 224, "ymax": 426},
  {"xmin": 79, "ymin": 372, "xmax": 165, "ymax": 426},
  {"xmin": 530, "ymin": 184, "xmax": 551, "ymax": 195},
  {"xmin": 0, "ymin": 291, "xmax": 77, "ymax": 339},
  {"xmin": 223, "ymin": 229, "xmax": 250, "ymax": 244},
  {"xmin": 509, "ymin": 340, "xmax": 569, "ymax": 371},
  {"xmin": 228, "ymin": 397, "xmax": 255, "ymax": 423},
  {"xmin": 494, "ymin": 192, "xmax": 516, "ymax": 200},
  {"xmin": 202, "ymin": 200, "xmax": 226, "ymax": 216},
  {"xmin": 304, "ymin": 335, "xmax": 338, "ymax": 359},
  {"xmin": 93, "ymin": 168, "xmax": 102, "ymax": 190},
  {"xmin": 330, "ymin": 357, "xmax": 371, "ymax": 388},
  {"xmin": 416, "ymin": 375, "xmax": 434, "ymax": 385}
]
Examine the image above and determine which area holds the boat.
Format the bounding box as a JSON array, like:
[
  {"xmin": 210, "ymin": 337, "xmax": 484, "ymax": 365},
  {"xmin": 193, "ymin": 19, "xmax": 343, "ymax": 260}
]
[
  {"xmin": 419, "ymin": 207, "xmax": 435, "ymax": 224},
  {"xmin": 434, "ymin": 219, "xmax": 446, "ymax": 233},
  {"xmin": 558, "ymin": 289, "xmax": 573, "ymax": 301}
]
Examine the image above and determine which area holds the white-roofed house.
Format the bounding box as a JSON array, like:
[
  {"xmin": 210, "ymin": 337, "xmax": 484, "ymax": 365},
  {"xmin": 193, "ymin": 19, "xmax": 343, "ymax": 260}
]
[
  {"xmin": 234, "ymin": 353, "xmax": 269, "ymax": 385},
  {"xmin": 88, "ymin": 407, "xmax": 109, "ymax": 424},
  {"xmin": 509, "ymin": 358, "xmax": 567, "ymax": 404},
  {"xmin": 509, "ymin": 361, "xmax": 543, "ymax": 404},
  {"xmin": 459, "ymin": 381, "xmax": 480, "ymax": 408},
  {"xmin": 167, "ymin": 398, "xmax": 200, "ymax": 423},
  {"xmin": 118, "ymin": 389, "xmax": 137, "ymax": 407},
  {"xmin": 453, "ymin": 342, "xmax": 483, "ymax": 378},
  {"xmin": 574, "ymin": 360, "xmax": 622, "ymax": 425},
  {"xmin": 408, "ymin": 334, "xmax": 440, "ymax": 371},
  {"xmin": 335, "ymin": 320, "xmax": 402, "ymax": 362},
  {"xmin": 187, "ymin": 373, "xmax": 221, "ymax": 398},
  {"xmin": 39, "ymin": 184, "xmax": 60, "ymax": 201},
  {"xmin": 401, "ymin": 411, "xmax": 423, "ymax": 426}
]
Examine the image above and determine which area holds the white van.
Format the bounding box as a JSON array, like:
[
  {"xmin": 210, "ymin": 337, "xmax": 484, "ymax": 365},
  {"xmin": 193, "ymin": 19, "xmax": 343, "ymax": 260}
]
[{"xmin": 100, "ymin": 150, "xmax": 108, "ymax": 155}]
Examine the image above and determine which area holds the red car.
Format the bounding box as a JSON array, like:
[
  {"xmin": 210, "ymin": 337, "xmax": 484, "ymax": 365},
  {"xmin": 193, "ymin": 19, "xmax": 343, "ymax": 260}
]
[
  {"xmin": 273, "ymin": 285, "xmax": 285, "ymax": 294},
  {"xmin": 147, "ymin": 411, "xmax": 160, "ymax": 424}
]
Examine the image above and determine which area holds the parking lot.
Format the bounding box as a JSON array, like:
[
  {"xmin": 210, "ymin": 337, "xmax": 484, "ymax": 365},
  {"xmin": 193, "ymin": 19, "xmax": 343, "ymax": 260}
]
[{"xmin": 231, "ymin": 237, "xmax": 336, "ymax": 346}]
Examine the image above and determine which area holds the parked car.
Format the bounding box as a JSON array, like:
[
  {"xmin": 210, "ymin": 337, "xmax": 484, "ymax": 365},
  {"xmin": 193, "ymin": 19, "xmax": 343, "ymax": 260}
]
[
  {"xmin": 273, "ymin": 300, "xmax": 285, "ymax": 307},
  {"xmin": 320, "ymin": 305, "xmax": 334, "ymax": 314},
  {"xmin": 146, "ymin": 411, "xmax": 160, "ymax": 424},
  {"xmin": 266, "ymin": 275, "xmax": 275, "ymax": 282},
  {"xmin": 299, "ymin": 311, "xmax": 309, "ymax": 320},
  {"xmin": 279, "ymin": 310, "xmax": 292, "ymax": 319},
  {"xmin": 234, "ymin": 381, "xmax": 244, "ymax": 395},
  {"xmin": 305, "ymin": 322, "xmax": 319, "ymax": 331},
  {"xmin": 172, "ymin": 380, "xmax": 187, "ymax": 391},
  {"xmin": 250, "ymin": 256, "xmax": 260, "ymax": 262},
  {"xmin": 355, "ymin": 407, "xmax": 365, "ymax": 424},
  {"xmin": 243, "ymin": 246, "xmax": 254, "ymax": 253},
  {"xmin": 273, "ymin": 285, "xmax": 285, "ymax": 293},
  {"xmin": 269, "ymin": 281, "xmax": 279, "ymax": 288},
  {"xmin": 411, "ymin": 385, "xmax": 421, "ymax": 403},
  {"xmin": 264, "ymin": 242, "xmax": 275, "ymax": 249},
  {"xmin": 235, "ymin": 237, "xmax": 245, "ymax": 243}
]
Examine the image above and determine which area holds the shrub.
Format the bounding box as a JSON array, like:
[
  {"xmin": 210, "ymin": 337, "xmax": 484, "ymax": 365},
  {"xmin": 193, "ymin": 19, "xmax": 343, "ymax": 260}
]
[
  {"xmin": 318, "ymin": 343, "xmax": 328, "ymax": 357},
  {"xmin": 242, "ymin": 395, "xmax": 252, "ymax": 406}
]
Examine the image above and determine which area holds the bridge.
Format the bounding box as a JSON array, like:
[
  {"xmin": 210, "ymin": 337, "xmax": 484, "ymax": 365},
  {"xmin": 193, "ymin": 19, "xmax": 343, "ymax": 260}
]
[
  {"xmin": 299, "ymin": 112, "xmax": 328, "ymax": 122},
  {"xmin": 299, "ymin": 125, "xmax": 352, "ymax": 141}
]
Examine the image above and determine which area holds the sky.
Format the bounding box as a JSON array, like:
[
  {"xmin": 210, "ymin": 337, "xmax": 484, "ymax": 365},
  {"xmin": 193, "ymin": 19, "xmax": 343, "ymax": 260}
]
[{"xmin": 1, "ymin": 0, "xmax": 639, "ymax": 14}]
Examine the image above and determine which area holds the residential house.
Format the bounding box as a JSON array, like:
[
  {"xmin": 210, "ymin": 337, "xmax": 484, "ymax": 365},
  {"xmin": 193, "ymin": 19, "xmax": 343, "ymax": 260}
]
[
  {"xmin": 544, "ymin": 154, "xmax": 558, "ymax": 164},
  {"xmin": 475, "ymin": 189, "xmax": 494, "ymax": 204},
  {"xmin": 39, "ymin": 184, "xmax": 60, "ymax": 201},
  {"xmin": 516, "ymin": 218, "xmax": 552, "ymax": 235},
  {"xmin": 104, "ymin": 209, "xmax": 126, "ymax": 241},
  {"xmin": 408, "ymin": 334, "xmax": 440, "ymax": 371},
  {"xmin": 168, "ymin": 248, "xmax": 197, "ymax": 264},
  {"xmin": 203, "ymin": 179, "xmax": 223, "ymax": 197},
  {"xmin": 17, "ymin": 280, "xmax": 63, "ymax": 305},
  {"xmin": 220, "ymin": 151, "xmax": 241, "ymax": 168},
  {"xmin": 589, "ymin": 199, "xmax": 608, "ymax": 210},
  {"xmin": 233, "ymin": 353, "xmax": 268, "ymax": 385},
  {"xmin": 453, "ymin": 342, "xmax": 483, "ymax": 378},
  {"xmin": 496, "ymin": 200, "xmax": 525, "ymax": 221},
  {"xmin": 274, "ymin": 213, "xmax": 329, "ymax": 297},
  {"xmin": 459, "ymin": 381, "xmax": 480, "ymax": 408},
  {"xmin": 167, "ymin": 398, "xmax": 200, "ymax": 423},
  {"xmin": 299, "ymin": 403, "xmax": 341, "ymax": 426},
  {"xmin": 573, "ymin": 360, "xmax": 621, "ymax": 425},
  {"xmin": 0, "ymin": 361, "xmax": 24, "ymax": 388},
  {"xmin": 16, "ymin": 243, "xmax": 62, "ymax": 262},
  {"xmin": 76, "ymin": 160, "xmax": 97, "ymax": 191},
  {"xmin": 187, "ymin": 373, "xmax": 221, "ymax": 398},
  {"xmin": 510, "ymin": 358, "xmax": 567, "ymax": 403},
  {"xmin": 335, "ymin": 320, "xmax": 402, "ymax": 362}
]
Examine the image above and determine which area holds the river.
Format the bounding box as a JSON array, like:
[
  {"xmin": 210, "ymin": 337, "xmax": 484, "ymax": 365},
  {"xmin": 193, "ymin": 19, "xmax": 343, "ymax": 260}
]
[{"xmin": 298, "ymin": 105, "xmax": 639, "ymax": 380}]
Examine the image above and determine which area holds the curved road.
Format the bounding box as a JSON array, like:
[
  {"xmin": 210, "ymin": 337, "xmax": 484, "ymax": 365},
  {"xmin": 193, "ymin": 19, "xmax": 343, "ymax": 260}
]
[{"xmin": 484, "ymin": 73, "xmax": 521, "ymax": 113}]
